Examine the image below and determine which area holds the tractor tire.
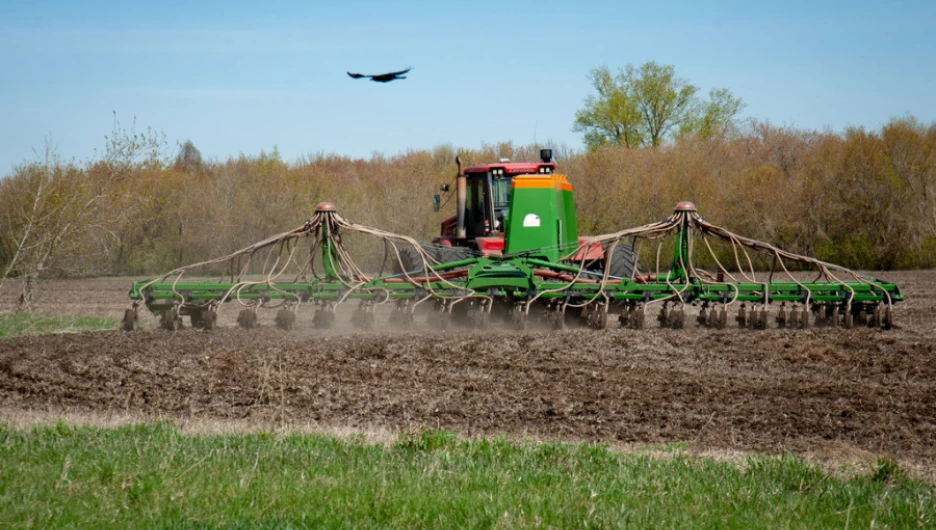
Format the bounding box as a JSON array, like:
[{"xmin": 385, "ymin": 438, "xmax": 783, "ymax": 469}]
[
  {"xmin": 432, "ymin": 246, "xmax": 474, "ymax": 268},
  {"xmin": 394, "ymin": 246, "xmax": 427, "ymax": 275},
  {"xmin": 394, "ymin": 245, "xmax": 474, "ymax": 275},
  {"xmin": 606, "ymin": 242, "xmax": 638, "ymax": 279}
]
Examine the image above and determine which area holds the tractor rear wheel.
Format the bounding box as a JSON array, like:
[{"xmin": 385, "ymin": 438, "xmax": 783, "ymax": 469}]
[
  {"xmin": 607, "ymin": 242, "xmax": 638, "ymax": 279},
  {"xmin": 394, "ymin": 245, "xmax": 474, "ymax": 275},
  {"xmin": 433, "ymin": 246, "xmax": 474, "ymax": 266},
  {"xmin": 394, "ymin": 246, "xmax": 426, "ymax": 275}
]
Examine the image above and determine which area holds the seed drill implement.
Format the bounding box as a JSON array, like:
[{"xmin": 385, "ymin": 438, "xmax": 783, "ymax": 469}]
[{"xmin": 126, "ymin": 150, "xmax": 902, "ymax": 331}]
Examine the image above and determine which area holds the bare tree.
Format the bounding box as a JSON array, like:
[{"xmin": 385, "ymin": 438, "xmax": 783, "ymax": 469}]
[
  {"xmin": 0, "ymin": 115, "xmax": 166, "ymax": 311},
  {"xmin": 0, "ymin": 142, "xmax": 82, "ymax": 310}
]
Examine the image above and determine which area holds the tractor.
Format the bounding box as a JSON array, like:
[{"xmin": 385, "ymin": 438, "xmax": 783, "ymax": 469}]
[{"xmin": 398, "ymin": 149, "xmax": 634, "ymax": 280}]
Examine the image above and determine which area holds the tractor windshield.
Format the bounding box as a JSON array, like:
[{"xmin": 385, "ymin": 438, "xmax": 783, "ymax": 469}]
[{"xmin": 491, "ymin": 176, "xmax": 511, "ymax": 209}]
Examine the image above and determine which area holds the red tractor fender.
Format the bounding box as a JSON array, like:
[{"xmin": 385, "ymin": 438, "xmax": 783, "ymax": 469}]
[{"xmin": 572, "ymin": 237, "xmax": 604, "ymax": 262}]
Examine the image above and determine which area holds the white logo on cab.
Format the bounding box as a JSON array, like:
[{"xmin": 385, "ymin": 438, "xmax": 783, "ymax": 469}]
[{"xmin": 522, "ymin": 214, "xmax": 541, "ymax": 227}]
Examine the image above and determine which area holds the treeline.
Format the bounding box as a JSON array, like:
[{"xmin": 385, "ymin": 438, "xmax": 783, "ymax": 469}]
[
  {"xmin": 569, "ymin": 117, "xmax": 936, "ymax": 270},
  {"xmin": 1, "ymin": 117, "xmax": 934, "ymax": 289}
]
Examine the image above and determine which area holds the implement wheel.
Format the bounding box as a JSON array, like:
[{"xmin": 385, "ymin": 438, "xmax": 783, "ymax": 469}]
[
  {"xmin": 351, "ymin": 307, "xmax": 375, "ymax": 330},
  {"xmin": 551, "ymin": 309, "xmax": 567, "ymax": 330},
  {"xmin": 190, "ymin": 310, "xmax": 212, "ymax": 329},
  {"xmin": 202, "ymin": 310, "xmax": 217, "ymax": 330},
  {"xmin": 191, "ymin": 309, "xmax": 217, "ymax": 330},
  {"xmin": 276, "ymin": 308, "xmax": 296, "ymax": 331},
  {"xmin": 160, "ymin": 309, "xmax": 183, "ymax": 331},
  {"xmin": 389, "ymin": 307, "xmax": 415, "ymax": 330},
  {"xmin": 237, "ymin": 309, "xmax": 259, "ymax": 329},
  {"xmin": 313, "ymin": 308, "xmax": 335, "ymax": 329},
  {"xmin": 512, "ymin": 309, "xmax": 528, "ymax": 331},
  {"xmin": 883, "ymin": 306, "xmax": 894, "ymax": 330},
  {"xmin": 122, "ymin": 308, "xmax": 138, "ymax": 332},
  {"xmin": 587, "ymin": 308, "xmax": 609, "ymax": 330}
]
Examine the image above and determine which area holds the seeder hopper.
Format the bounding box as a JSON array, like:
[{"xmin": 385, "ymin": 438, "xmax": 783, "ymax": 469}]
[{"xmin": 126, "ymin": 150, "xmax": 902, "ymax": 332}]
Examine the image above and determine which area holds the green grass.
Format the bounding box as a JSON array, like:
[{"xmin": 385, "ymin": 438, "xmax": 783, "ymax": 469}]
[
  {"xmin": 0, "ymin": 423, "xmax": 932, "ymax": 529},
  {"xmin": 0, "ymin": 311, "xmax": 118, "ymax": 338}
]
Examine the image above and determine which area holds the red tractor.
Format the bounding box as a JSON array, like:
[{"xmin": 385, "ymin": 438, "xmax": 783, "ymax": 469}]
[
  {"xmin": 434, "ymin": 149, "xmax": 557, "ymax": 254},
  {"xmin": 396, "ymin": 149, "xmax": 636, "ymax": 278}
]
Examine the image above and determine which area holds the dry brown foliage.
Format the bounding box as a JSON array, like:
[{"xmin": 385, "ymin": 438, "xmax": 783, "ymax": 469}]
[{"xmin": 1, "ymin": 118, "xmax": 934, "ymax": 282}]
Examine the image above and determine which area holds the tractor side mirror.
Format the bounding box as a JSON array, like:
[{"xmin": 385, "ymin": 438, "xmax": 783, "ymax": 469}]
[{"xmin": 433, "ymin": 194, "xmax": 441, "ymax": 212}]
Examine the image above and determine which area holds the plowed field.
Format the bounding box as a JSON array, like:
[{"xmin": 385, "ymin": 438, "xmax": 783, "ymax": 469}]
[{"xmin": 1, "ymin": 271, "xmax": 935, "ymax": 473}]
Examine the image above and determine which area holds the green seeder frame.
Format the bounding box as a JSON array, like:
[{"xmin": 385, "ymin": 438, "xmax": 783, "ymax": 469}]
[{"xmin": 129, "ymin": 203, "xmax": 902, "ymax": 326}]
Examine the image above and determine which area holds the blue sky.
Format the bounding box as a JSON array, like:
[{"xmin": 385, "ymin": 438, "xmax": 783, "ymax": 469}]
[{"xmin": 1, "ymin": 0, "xmax": 934, "ymax": 174}]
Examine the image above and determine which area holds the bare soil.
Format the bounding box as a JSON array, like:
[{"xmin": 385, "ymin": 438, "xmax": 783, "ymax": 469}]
[{"xmin": 1, "ymin": 271, "xmax": 934, "ymax": 473}]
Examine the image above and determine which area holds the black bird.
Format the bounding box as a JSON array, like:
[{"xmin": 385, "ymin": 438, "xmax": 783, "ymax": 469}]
[{"xmin": 347, "ymin": 66, "xmax": 412, "ymax": 83}]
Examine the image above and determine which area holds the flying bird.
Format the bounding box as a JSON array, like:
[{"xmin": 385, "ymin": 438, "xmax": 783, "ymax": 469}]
[{"xmin": 347, "ymin": 66, "xmax": 412, "ymax": 83}]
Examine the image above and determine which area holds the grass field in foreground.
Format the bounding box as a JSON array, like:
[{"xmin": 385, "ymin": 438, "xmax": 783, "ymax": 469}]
[
  {"xmin": 0, "ymin": 312, "xmax": 118, "ymax": 338},
  {"xmin": 0, "ymin": 423, "xmax": 932, "ymax": 529}
]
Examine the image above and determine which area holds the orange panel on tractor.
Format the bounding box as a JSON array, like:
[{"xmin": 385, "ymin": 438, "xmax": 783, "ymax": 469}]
[{"xmin": 512, "ymin": 175, "xmax": 573, "ymax": 191}]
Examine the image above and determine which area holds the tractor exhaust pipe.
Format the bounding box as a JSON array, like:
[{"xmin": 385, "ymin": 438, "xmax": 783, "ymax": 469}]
[{"xmin": 455, "ymin": 155, "xmax": 467, "ymax": 239}]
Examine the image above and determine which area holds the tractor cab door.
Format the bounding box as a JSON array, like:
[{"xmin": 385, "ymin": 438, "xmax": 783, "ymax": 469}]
[{"xmin": 465, "ymin": 172, "xmax": 494, "ymax": 239}]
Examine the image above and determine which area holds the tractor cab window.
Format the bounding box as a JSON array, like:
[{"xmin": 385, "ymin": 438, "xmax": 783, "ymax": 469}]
[
  {"xmin": 491, "ymin": 169, "xmax": 511, "ymax": 209},
  {"xmin": 490, "ymin": 168, "xmax": 511, "ymax": 233}
]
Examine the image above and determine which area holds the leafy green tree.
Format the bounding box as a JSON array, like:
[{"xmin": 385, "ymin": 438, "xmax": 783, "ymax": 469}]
[
  {"xmin": 574, "ymin": 62, "xmax": 744, "ymax": 149},
  {"xmin": 572, "ymin": 66, "xmax": 643, "ymax": 149},
  {"xmin": 682, "ymin": 88, "xmax": 746, "ymax": 140}
]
